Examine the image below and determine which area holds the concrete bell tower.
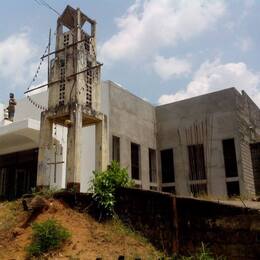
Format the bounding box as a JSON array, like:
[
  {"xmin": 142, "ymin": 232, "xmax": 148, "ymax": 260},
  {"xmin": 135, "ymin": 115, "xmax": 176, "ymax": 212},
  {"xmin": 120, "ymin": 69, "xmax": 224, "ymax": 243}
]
[{"xmin": 37, "ymin": 5, "xmax": 108, "ymax": 191}]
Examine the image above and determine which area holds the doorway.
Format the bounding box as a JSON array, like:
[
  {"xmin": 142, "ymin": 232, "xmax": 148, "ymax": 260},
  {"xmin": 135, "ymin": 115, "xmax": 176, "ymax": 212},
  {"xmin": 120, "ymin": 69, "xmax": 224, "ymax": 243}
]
[{"xmin": 0, "ymin": 149, "xmax": 38, "ymax": 200}]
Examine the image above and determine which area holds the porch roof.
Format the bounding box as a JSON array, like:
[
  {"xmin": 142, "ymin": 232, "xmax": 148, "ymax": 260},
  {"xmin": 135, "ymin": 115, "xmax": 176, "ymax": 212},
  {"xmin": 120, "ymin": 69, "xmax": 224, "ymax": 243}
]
[{"xmin": 0, "ymin": 119, "xmax": 40, "ymax": 155}]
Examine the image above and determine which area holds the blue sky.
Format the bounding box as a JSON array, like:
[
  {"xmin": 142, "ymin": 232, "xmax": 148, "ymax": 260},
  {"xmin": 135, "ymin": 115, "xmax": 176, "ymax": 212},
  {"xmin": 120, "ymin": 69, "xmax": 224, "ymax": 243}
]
[{"xmin": 0, "ymin": 0, "xmax": 260, "ymax": 106}]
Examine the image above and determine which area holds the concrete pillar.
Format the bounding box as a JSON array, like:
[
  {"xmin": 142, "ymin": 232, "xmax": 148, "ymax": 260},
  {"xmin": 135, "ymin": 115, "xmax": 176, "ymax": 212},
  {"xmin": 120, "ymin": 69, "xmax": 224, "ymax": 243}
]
[
  {"xmin": 66, "ymin": 105, "xmax": 82, "ymax": 191},
  {"xmin": 174, "ymin": 145, "xmax": 190, "ymax": 196},
  {"xmin": 207, "ymin": 140, "xmax": 227, "ymax": 197},
  {"xmin": 239, "ymin": 140, "xmax": 256, "ymax": 197},
  {"xmin": 141, "ymin": 146, "xmax": 150, "ymax": 190},
  {"xmin": 120, "ymin": 137, "xmax": 131, "ymax": 176},
  {"xmin": 37, "ymin": 112, "xmax": 53, "ymax": 187},
  {"xmin": 95, "ymin": 115, "xmax": 109, "ymax": 171}
]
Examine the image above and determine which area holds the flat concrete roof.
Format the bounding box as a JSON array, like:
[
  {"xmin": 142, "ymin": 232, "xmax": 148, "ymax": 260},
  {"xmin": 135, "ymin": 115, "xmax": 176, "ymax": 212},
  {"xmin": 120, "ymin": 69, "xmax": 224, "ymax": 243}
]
[{"xmin": 0, "ymin": 119, "xmax": 40, "ymax": 155}]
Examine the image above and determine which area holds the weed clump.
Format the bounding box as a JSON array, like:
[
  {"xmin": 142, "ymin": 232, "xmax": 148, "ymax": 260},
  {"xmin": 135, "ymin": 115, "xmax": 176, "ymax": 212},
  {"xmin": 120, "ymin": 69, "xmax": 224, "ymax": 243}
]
[
  {"xmin": 180, "ymin": 242, "xmax": 225, "ymax": 260},
  {"xmin": 27, "ymin": 219, "xmax": 70, "ymax": 257}
]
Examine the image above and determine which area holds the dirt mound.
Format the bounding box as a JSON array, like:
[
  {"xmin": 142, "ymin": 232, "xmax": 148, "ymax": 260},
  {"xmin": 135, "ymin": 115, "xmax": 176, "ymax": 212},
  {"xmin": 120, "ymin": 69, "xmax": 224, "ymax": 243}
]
[{"xmin": 0, "ymin": 199, "xmax": 163, "ymax": 259}]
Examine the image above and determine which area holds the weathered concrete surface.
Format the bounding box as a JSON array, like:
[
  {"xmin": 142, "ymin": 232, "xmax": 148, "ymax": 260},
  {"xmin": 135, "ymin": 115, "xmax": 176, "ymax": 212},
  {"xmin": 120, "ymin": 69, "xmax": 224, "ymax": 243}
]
[
  {"xmin": 107, "ymin": 81, "xmax": 158, "ymax": 190},
  {"xmin": 37, "ymin": 113, "xmax": 53, "ymax": 187},
  {"xmin": 37, "ymin": 6, "xmax": 108, "ymax": 191},
  {"xmin": 115, "ymin": 187, "xmax": 260, "ymax": 259},
  {"xmin": 156, "ymin": 88, "xmax": 259, "ymax": 197},
  {"xmin": 54, "ymin": 188, "xmax": 260, "ymax": 259}
]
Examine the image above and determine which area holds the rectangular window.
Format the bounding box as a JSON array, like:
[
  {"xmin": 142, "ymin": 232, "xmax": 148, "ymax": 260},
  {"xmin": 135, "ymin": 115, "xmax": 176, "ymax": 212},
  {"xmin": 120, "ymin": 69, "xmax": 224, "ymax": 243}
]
[
  {"xmin": 250, "ymin": 143, "xmax": 260, "ymax": 195},
  {"xmin": 161, "ymin": 149, "xmax": 175, "ymax": 183},
  {"xmin": 112, "ymin": 136, "xmax": 120, "ymax": 163},
  {"xmin": 131, "ymin": 143, "xmax": 140, "ymax": 180},
  {"xmin": 190, "ymin": 183, "xmax": 207, "ymax": 196},
  {"xmin": 149, "ymin": 149, "xmax": 157, "ymax": 183},
  {"xmin": 226, "ymin": 181, "xmax": 240, "ymax": 197},
  {"xmin": 222, "ymin": 139, "xmax": 238, "ymax": 178},
  {"xmin": 162, "ymin": 186, "xmax": 176, "ymax": 194},
  {"xmin": 188, "ymin": 144, "xmax": 206, "ymax": 180}
]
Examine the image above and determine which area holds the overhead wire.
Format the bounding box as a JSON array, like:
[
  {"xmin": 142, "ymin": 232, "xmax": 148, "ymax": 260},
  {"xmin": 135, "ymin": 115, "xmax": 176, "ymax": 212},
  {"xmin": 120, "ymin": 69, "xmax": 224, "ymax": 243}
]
[
  {"xmin": 25, "ymin": 43, "xmax": 49, "ymax": 110},
  {"xmin": 32, "ymin": 0, "xmax": 60, "ymax": 16}
]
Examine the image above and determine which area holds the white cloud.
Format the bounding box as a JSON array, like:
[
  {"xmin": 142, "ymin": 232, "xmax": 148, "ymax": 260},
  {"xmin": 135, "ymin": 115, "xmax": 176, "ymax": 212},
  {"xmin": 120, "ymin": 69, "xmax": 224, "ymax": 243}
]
[
  {"xmin": 236, "ymin": 37, "xmax": 254, "ymax": 52},
  {"xmin": 242, "ymin": 0, "xmax": 255, "ymax": 19},
  {"xmin": 153, "ymin": 55, "xmax": 191, "ymax": 80},
  {"xmin": 100, "ymin": 0, "xmax": 226, "ymax": 63},
  {"xmin": 0, "ymin": 32, "xmax": 43, "ymax": 91},
  {"xmin": 158, "ymin": 59, "xmax": 260, "ymax": 106}
]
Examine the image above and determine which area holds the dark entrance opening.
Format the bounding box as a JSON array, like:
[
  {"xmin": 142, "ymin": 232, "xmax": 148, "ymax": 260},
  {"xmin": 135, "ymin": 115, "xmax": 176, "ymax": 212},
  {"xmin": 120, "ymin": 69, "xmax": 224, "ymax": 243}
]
[
  {"xmin": 0, "ymin": 149, "xmax": 38, "ymax": 200},
  {"xmin": 149, "ymin": 148, "xmax": 157, "ymax": 183},
  {"xmin": 161, "ymin": 149, "xmax": 175, "ymax": 183},
  {"xmin": 222, "ymin": 138, "xmax": 240, "ymax": 197},
  {"xmin": 250, "ymin": 142, "xmax": 260, "ymax": 195},
  {"xmin": 226, "ymin": 181, "xmax": 240, "ymax": 197},
  {"xmin": 112, "ymin": 135, "xmax": 120, "ymax": 163},
  {"xmin": 131, "ymin": 143, "xmax": 140, "ymax": 180},
  {"xmin": 222, "ymin": 139, "xmax": 238, "ymax": 178}
]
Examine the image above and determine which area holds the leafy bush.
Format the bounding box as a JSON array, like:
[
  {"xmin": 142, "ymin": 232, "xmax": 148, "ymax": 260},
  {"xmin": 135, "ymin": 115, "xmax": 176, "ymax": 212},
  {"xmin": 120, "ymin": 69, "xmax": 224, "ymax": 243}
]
[
  {"xmin": 27, "ymin": 219, "xmax": 71, "ymax": 257},
  {"xmin": 90, "ymin": 161, "xmax": 133, "ymax": 218}
]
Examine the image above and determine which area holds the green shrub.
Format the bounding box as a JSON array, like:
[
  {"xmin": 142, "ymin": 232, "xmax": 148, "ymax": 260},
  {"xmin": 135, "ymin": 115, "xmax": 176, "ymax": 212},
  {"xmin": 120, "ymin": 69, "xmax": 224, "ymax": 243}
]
[
  {"xmin": 90, "ymin": 161, "xmax": 133, "ymax": 218},
  {"xmin": 27, "ymin": 219, "xmax": 71, "ymax": 257}
]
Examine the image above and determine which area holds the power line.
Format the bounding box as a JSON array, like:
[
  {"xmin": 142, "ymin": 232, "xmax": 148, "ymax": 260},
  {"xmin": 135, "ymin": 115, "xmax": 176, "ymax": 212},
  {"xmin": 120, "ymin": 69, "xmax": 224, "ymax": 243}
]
[{"xmin": 32, "ymin": 0, "xmax": 60, "ymax": 16}]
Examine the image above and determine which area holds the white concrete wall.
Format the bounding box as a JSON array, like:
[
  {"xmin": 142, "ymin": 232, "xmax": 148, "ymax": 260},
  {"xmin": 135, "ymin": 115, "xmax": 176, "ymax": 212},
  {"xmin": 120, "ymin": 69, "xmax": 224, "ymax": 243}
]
[{"xmin": 80, "ymin": 81, "xmax": 110, "ymax": 192}]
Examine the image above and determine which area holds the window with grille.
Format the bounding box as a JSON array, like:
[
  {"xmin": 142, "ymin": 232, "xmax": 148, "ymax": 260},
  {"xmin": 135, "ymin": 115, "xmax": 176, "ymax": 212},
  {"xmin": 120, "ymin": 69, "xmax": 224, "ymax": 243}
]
[
  {"xmin": 63, "ymin": 34, "xmax": 70, "ymax": 47},
  {"xmin": 161, "ymin": 149, "xmax": 175, "ymax": 183},
  {"xmin": 84, "ymin": 37, "xmax": 90, "ymax": 53},
  {"xmin": 188, "ymin": 144, "xmax": 206, "ymax": 180},
  {"xmin": 86, "ymin": 61, "xmax": 92, "ymax": 107},
  {"xmin": 131, "ymin": 143, "xmax": 140, "ymax": 180},
  {"xmin": 59, "ymin": 65, "xmax": 65, "ymax": 105},
  {"xmin": 112, "ymin": 136, "xmax": 120, "ymax": 163},
  {"xmin": 188, "ymin": 144, "xmax": 207, "ymax": 196}
]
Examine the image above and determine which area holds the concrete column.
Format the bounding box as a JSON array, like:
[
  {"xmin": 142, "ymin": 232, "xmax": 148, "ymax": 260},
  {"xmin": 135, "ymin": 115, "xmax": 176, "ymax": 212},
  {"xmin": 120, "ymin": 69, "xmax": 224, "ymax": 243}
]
[
  {"xmin": 174, "ymin": 145, "xmax": 190, "ymax": 196},
  {"xmin": 95, "ymin": 115, "xmax": 109, "ymax": 171},
  {"xmin": 239, "ymin": 140, "xmax": 256, "ymax": 197},
  {"xmin": 37, "ymin": 112, "xmax": 53, "ymax": 187},
  {"xmin": 141, "ymin": 146, "xmax": 149, "ymax": 190},
  {"xmin": 120, "ymin": 137, "xmax": 131, "ymax": 176},
  {"xmin": 207, "ymin": 140, "xmax": 227, "ymax": 197},
  {"xmin": 66, "ymin": 105, "xmax": 82, "ymax": 191}
]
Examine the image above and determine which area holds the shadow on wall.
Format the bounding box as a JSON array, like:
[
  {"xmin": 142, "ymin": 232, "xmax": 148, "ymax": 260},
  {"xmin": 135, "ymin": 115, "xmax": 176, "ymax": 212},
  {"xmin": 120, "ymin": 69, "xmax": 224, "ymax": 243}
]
[
  {"xmin": 53, "ymin": 188, "xmax": 260, "ymax": 259},
  {"xmin": 115, "ymin": 188, "xmax": 260, "ymax": 259}
]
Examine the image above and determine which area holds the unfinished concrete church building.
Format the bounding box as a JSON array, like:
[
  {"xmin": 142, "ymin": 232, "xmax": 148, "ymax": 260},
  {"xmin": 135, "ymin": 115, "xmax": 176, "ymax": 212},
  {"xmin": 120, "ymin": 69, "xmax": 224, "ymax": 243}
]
[{"xmin": 1, "ymin": 6, "xmax": 260, "ymax": 200}]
